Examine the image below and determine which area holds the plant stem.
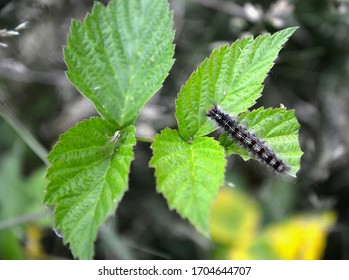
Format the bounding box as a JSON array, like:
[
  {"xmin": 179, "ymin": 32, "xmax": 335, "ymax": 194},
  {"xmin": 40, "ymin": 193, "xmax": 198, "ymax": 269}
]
[
  {"xmin": 98, "ymin": 225, "xmax": 134, "ymax": 260},
  {"xmin": 0, "ymin": 99, "xmax": 49, "ymax": 165},
  {"xmin": 0, "ymin": 210, "xmax": 51, "ymax": 231},
  {"xmin": 135, "ymin": 135, "xmax": 154, "ymax": 143}
]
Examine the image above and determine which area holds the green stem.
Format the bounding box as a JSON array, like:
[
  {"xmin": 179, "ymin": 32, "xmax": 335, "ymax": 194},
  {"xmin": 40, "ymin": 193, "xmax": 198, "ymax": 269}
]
[
  {"xmin": 0, "ymin": 210, "xmax": 51, "ymax": 231},
  {"xmin": 0, "ymin": 100, "xmax": 49, "ymax": 166},
  {"xmin": 136, "ymin": 135, "xmax": 154, "ymax": 143}
]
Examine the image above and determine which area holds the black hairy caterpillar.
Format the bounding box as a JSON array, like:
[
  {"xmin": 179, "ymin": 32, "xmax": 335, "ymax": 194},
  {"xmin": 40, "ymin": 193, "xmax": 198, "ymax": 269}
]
[{"xmin": 207, "ymin": 106, "xmax": 290, "ymax": 174}]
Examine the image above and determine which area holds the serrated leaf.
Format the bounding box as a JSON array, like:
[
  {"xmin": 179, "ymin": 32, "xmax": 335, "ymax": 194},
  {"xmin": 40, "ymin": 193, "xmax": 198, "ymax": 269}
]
[
  {"xmin": 64, "ymin": 0, "xmax": 174, "ymax": 127},
  {"xmin": 44, "ymin": 118, "xmax": 135, "ymax": 259},
  {"xmin": 219, "ymin": 108, "xmax": 303, "ymax": 177},
  {"xmin": 149, "ymin": 128, "xmax": 226, "ymax": 233},
  {"xmin": 176, "ymin": 27, "xmax": 297, "ymax": 141}
]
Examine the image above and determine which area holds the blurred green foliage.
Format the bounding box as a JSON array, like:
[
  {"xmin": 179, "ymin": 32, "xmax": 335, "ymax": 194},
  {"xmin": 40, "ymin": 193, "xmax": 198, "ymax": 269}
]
[{"xmin": 0, "ymin": 142, "xmax": 50, "ymax": 259}]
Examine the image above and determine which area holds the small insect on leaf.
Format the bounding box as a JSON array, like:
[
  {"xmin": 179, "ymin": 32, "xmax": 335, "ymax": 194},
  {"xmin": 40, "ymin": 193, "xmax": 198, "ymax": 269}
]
[
  {"xmin": 108, "ymin": 130, "xmax": 121, "ymax": 144},
  {"xmin": 98, "ymin": 130, "xmax": 122, "ymax": 157}
]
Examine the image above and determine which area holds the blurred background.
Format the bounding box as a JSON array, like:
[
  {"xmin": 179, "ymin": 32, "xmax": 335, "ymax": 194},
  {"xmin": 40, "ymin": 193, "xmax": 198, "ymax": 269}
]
[{"xmin": 0, "ymin": 0, "xmax": 348, "ymax": 260}]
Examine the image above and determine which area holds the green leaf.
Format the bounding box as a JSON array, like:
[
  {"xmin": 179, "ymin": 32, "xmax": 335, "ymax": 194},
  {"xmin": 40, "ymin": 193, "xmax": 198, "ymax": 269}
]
[
  {"xmin": 0, "ymin": 230, "xmax": 26, "ymax": 260},
  {"xmin": 219, "ymin": 108, "xmax": 303, "ymax": 177},
  {"xmin": 0, "ymin": 143, "xmax": 26, "ymax": 221},
  {"xmin": 44, "ymin": 118, "xmax": 136, "ymax": 259},
  {"xmin": 0, "ymin": 143, "xmax": 47, "ymax": 221},
  {"xmin": 0, "ymin": 144, "xmax": 48, "ymax": 259},
  {"xmin": 64, "ymin": 0, "xmax": 175, "ymax": 127},
  {"xmin": 176, "ymin": 27, "xmax": 297, "ymax": 141},
  {"xmin": 150, "ymin": 128, "xmax": 226, "ymax": 233}
]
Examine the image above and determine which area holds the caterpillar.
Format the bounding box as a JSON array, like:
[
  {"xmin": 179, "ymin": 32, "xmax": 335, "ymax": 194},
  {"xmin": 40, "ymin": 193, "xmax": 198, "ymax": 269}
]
[{"xmin": 207, "ymin": 106, "xmax": 290, "ymax": 174}]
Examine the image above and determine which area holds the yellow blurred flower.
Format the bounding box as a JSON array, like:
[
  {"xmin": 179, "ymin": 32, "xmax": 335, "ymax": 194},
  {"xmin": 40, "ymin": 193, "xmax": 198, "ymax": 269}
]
[
  {"xmin": 24, "ymin": 224, "xmax": 46, "ymax": 259},
  {"xmin": 228, "ymin": 212, "xmax": 336, "ymax": 260},
  {"xmin": 209, "ymin": 187, "xmax": 261, "ymax": 247}
]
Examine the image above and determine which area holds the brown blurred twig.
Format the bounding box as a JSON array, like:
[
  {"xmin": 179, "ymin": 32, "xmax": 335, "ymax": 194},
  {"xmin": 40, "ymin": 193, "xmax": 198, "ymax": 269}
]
[{"xmin": 192, "ymin": 0, "xmax": 246, "ymax": 18}]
